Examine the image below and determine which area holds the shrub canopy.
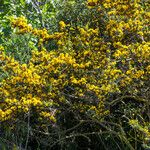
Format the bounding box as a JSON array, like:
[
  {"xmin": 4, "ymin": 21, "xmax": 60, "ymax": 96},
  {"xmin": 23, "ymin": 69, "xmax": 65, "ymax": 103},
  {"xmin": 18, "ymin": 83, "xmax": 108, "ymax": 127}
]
[{"xmin": 0, "ymin": 0, "xmax": 150, "ymax": 149}]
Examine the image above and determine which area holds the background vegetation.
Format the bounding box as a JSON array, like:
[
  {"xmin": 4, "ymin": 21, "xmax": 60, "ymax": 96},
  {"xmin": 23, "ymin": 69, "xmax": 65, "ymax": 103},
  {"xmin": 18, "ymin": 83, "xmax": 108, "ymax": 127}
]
[{"xmin": 0, "ymin": 0, "xmax": 150, "ymax": 150}]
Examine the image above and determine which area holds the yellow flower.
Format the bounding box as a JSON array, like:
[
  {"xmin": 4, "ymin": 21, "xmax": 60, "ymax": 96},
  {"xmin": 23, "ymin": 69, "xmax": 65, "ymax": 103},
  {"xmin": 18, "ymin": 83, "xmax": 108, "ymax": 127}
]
[
  {"xmin": 0, "ymin": 45, "xmax": 4, "ymax": 51},
  {"xmin": 59, "ymin": 21, "xmax": 66, "ymax": 29}
]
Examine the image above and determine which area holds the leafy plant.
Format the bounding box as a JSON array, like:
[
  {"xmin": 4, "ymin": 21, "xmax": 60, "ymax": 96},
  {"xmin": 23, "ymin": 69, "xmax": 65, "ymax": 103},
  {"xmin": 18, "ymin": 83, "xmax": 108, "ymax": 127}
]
[{"xmin": 0, "ymin": 0, "xmax": 149, "ymax": 149}]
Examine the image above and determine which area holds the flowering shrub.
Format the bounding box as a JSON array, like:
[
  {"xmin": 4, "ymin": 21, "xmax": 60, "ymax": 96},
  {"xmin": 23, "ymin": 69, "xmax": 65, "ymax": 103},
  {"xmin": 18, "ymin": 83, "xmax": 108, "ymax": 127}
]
[{"xmin": 0, "ymin": 0, "xmax": 149, "ymax": 149}]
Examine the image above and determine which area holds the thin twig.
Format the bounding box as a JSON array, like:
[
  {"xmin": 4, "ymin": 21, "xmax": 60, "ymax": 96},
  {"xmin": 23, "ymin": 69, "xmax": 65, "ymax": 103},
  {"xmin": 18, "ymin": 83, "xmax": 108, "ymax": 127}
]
[{"xmin": 25, "ymin": 110, "xmax": 30, "ymax": 150}]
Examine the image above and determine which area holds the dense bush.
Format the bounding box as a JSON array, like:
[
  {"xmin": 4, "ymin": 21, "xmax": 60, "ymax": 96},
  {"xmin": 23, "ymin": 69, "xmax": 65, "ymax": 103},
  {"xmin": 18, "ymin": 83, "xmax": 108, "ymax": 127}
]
[{"xmin": 0, "ymin": 0, "xmax": 150, "ymax": 149}]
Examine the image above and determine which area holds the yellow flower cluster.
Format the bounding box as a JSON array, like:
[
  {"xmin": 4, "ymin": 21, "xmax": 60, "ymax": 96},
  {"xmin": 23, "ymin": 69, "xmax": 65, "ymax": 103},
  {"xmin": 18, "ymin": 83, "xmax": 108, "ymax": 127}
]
[
  {"xmin": 0, "ymin": 0, "xmax": 149, "ymax": 124},
  {"xmin": 11, "ymin": 16, "xmax": 32, "ymax": 33},
  {"xmin": 11, "ymin": 16, "xmax": 64, "ymax": 47}
]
